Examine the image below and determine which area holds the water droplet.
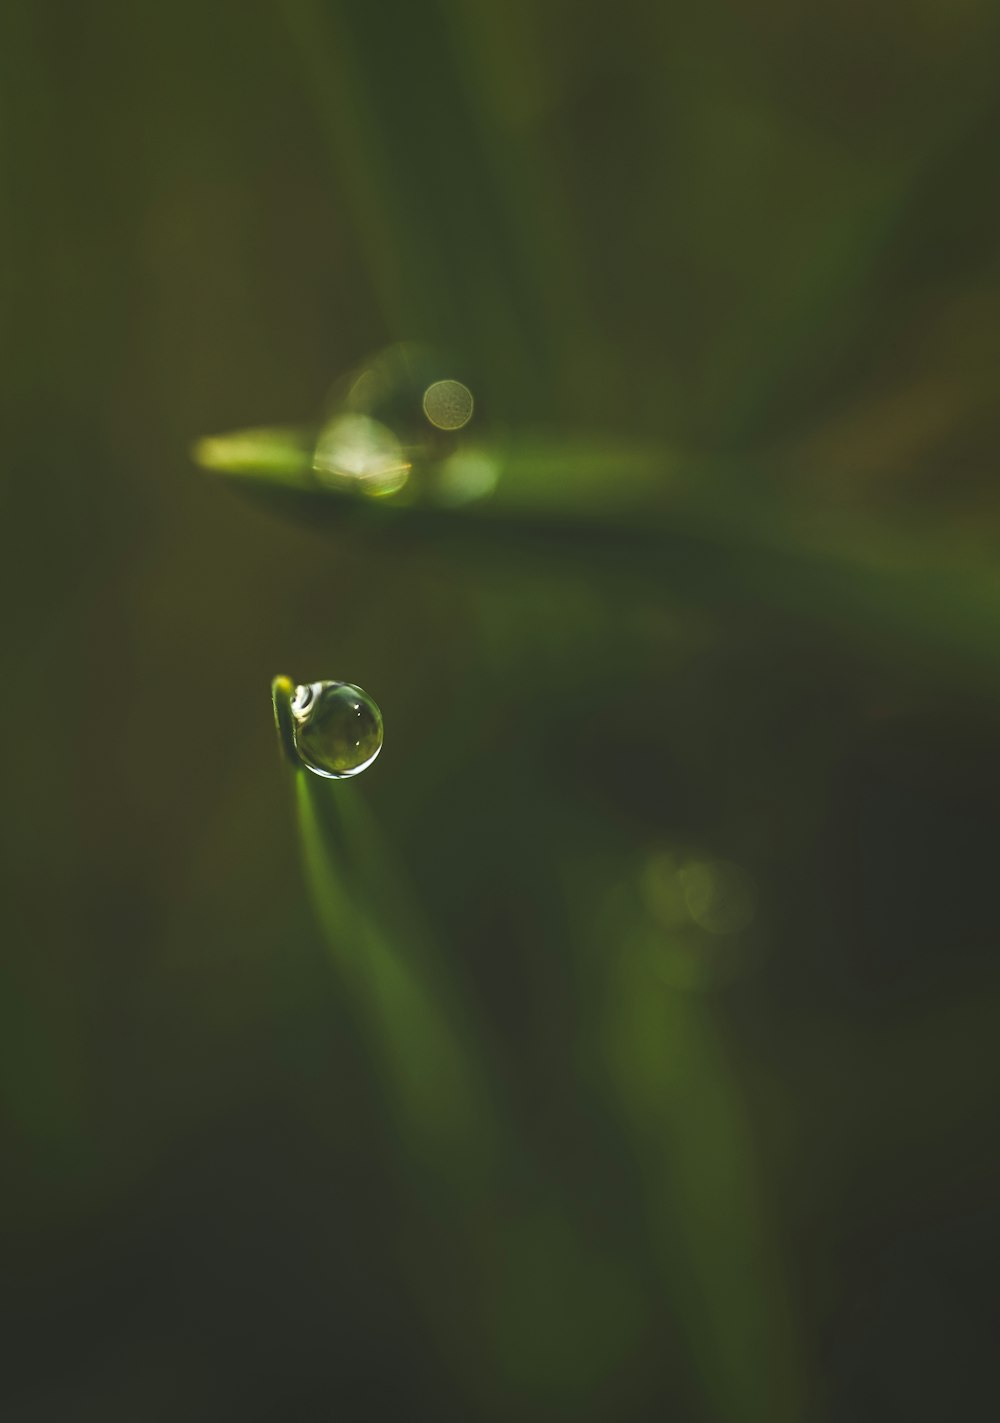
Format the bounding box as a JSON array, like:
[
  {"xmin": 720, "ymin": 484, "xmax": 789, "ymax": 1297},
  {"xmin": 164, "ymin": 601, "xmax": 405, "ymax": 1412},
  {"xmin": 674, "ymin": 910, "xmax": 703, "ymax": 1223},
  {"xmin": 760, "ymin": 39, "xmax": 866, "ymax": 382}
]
[{"xmin": 291, "ymin": 681, "xmax": 384, "ymax": 779}]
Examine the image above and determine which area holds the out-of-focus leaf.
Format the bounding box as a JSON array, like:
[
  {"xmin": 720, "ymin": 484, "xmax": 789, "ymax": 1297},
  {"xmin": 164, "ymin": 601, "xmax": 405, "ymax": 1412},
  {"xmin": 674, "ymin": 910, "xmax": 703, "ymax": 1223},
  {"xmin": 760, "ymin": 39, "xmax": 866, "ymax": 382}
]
[
  {"xmin": 604, "ymin": 957, "xmax": 803, "ymax": 1423},
  {"xmin": 198, "ymin": 426, "xmax": 1000, "ymax": 691},
  {"xmin": 295, "ymin": 769, "xmax": 499, "ymax": 1183}
]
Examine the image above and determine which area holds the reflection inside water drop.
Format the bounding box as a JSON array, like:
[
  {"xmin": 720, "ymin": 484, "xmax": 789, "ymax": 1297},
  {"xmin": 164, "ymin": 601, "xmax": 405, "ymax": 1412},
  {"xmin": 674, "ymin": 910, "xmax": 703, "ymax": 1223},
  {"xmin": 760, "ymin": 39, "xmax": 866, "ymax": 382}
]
[{"xmin": 291, "ymin": 681, "xmax": 384, "ymax": 779}]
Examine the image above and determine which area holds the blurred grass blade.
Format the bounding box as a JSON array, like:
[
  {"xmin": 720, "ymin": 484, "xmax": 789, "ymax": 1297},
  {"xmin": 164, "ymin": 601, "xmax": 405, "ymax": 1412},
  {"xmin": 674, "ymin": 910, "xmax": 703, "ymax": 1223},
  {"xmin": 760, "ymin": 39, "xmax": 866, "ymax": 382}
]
[
  {"xmin": 279, "ymin": 0, "xmax": 571, "ymax": 413},
  {"xmin": 604, "ymin": 948, "xmax": 803, "ymax": 1423},
  {"xmin": 295, "ymin": 771, "xmax": 497, "ymax": 1180},
  {"xmin": 199, "ymin": 425, "xmax": 1000, "ymax": 689},
  {"xmin": 193, "ymin": 427, "xmax": 315, "ymax": 485},
  {"xmin": 194, "ymin": 424, "xmax": 668, "ymax": 511}
]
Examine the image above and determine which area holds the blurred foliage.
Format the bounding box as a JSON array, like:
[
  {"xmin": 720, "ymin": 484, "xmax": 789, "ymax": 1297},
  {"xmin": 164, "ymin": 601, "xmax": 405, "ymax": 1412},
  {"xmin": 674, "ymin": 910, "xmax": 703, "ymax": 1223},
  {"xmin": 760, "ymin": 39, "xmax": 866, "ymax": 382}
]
[{"xmin": 2, "ymin": 1, "xmax": 999, "ymax": 1420}]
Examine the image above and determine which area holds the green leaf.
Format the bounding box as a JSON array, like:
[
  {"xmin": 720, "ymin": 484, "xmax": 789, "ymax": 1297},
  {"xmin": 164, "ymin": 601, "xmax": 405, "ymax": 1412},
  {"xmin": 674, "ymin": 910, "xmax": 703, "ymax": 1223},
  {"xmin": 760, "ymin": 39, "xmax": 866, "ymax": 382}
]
[{"xmin": 201, "ymin": 427, "xmax": 1000, "ymax": 692}]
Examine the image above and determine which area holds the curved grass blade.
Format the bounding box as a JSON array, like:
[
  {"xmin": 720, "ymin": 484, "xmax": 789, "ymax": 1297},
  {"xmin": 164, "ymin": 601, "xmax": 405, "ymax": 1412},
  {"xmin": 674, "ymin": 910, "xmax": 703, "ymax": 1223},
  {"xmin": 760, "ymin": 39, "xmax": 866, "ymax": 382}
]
[{"xmin": 294, "ymin": 768, "xmax": 498, "ymax": 1183}]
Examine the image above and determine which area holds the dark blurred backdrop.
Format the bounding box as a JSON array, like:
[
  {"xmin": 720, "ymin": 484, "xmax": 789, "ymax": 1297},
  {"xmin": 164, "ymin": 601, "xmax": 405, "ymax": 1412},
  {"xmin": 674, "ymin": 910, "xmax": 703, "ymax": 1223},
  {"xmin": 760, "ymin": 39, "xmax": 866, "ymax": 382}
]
[{"xmin": 2, "ymin": 2, "xmax": 999, "ymax": 1419}]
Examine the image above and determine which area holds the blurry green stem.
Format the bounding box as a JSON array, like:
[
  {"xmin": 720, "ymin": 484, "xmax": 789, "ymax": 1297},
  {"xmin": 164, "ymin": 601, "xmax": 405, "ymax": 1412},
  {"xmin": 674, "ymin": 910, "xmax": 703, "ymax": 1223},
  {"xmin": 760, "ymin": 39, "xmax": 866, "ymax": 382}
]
[
  {"xmin": 604, "ymin": 942, "xmax": 803, "ymax": 1423},
  {"xmin": 294, "ymin": 770, "xmax": 498, "ymax": 1184}
]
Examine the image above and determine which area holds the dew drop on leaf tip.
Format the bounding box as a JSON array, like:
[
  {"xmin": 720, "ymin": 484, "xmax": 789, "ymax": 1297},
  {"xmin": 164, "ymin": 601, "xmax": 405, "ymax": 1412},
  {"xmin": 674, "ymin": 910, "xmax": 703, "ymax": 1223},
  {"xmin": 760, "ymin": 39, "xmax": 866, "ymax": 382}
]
[{"xmin": 290, "ymin": 680, "xmax": 384, "ymax": 779}]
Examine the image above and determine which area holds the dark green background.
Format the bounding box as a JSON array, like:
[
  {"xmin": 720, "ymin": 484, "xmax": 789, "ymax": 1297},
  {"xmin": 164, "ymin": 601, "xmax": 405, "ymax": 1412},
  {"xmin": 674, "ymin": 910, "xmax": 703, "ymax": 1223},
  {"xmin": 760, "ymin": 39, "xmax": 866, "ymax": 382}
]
[{"xmin": 2, "ymin": 2, "xmax": 998, "ymax": 1419}]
